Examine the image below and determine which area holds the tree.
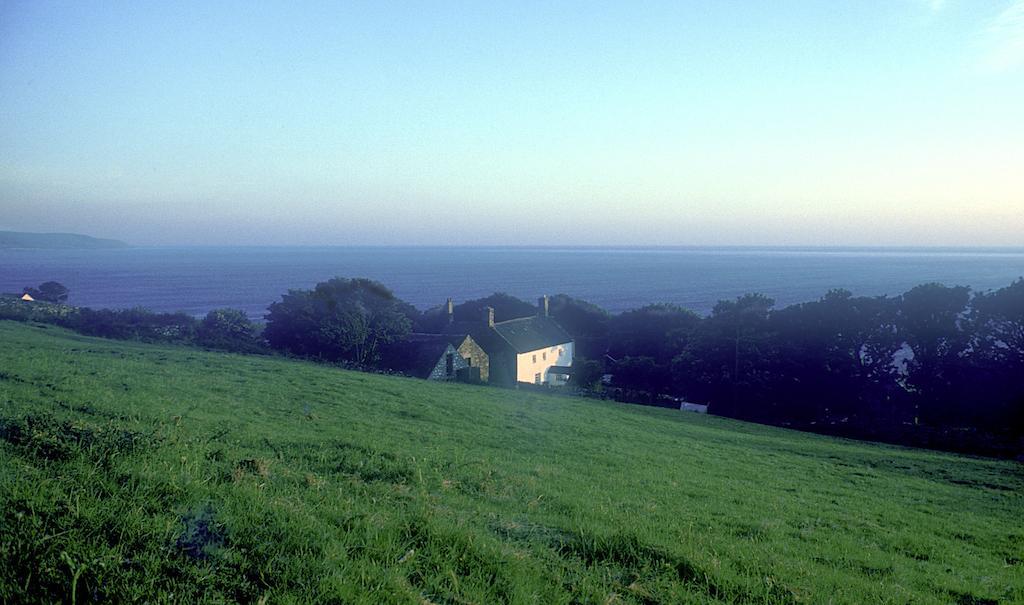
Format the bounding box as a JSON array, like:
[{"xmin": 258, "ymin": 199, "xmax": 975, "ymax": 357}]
[
  {"xmin": 611, "ymin": 356, "xmax": 665, "ymax": 393},
  {"xmin": 456, "ymin": 293, "xmax": 537, "ymax": 323},
  {"xmin": 264, "ymin": 278, "xmax": 413, "ymax": 365},
  {"xmin": 896, "ymin": 283, "xmax": 971, "ymax": 424},
  {"xmin": 972, "ymin": 278, "xmax": 1024, "ymax": 367},
  {"xmin": 962, "ymin": 279, "xmax": 1024, "ymax": 434},
  {"xmin": 672, "ymin": 294, "xmax": 774, "ymax": 418},
  {"xmin": 607, "ymin": 303, "xmax": 699, "ymax": 363},
  {"xmin": 897, "ymin": 283, "xmax": 970, "ymax": 366},
  {"xmin": 415, "ymin": 292, "xmax": 537, "ymax": 332},
  {"xmin": 197, "ymin": 309, "xmax": 262, "ymax": 353},
  {"xmin": 548, "ymin": 294, "xmax": 610, "ymax": 339},
  {"xmin": 570, "ymin": 358, "xmax": 605, "ymax": 391},
  {"xmin": 764, "ymin": 290, "xmax": 903, "ymax": 424},
  {"xmin": 25, "ymin": 281, "xmax": 69, "ymax": 303}
]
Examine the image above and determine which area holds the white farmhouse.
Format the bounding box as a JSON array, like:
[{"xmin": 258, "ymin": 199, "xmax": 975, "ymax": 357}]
[
  {"xmin": 431, "ymin": 295, "xmax": 575, "ymax": 387},
  {"xmin": 485, "ymin": 296, "xmax": 574, "ymax": 386}
]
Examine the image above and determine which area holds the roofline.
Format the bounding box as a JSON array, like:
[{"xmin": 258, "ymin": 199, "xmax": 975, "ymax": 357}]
[
  {"xmin": 490, "ymin": 315, "xmax": 573, "ymax": 353},
  {"xmin": 491, "ymin": 327, "xmax": 516, "ymax": 350},
  {"xmin": 490, "ymin": 316, "xmax": 531, "ymax": 351},
  {"xmin": 509, "ymin": 340, "xmax": 573, "ymax": 353},
  {"xmin": 492, "ymin": 316, "xmax": 535, "ymax": 326},
  {"xmin": 498, "ymin": 332, "xmax": 574, "ymax": 354}
]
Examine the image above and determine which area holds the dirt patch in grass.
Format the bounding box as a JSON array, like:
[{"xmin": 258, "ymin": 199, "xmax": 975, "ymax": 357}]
[{"xmin": 176, "ymin": 504, "xmax": 226, "ymax": 561}]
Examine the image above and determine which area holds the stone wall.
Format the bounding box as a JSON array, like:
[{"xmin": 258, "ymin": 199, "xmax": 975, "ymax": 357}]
[
  {"xmin": 425, "ymin": 344, "xmax": 469, "ymax": 381},
  {"xmin": 457, "ymin": 337, "xmax": 489, "ymax": 382}
]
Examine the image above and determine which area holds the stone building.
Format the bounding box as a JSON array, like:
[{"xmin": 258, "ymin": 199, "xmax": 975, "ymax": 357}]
[
  {"xmin": 383, "ymin": 296, "xmax": 576, "ymax": 386},
  {"xmin": 440, "ymin": 295, "xmax": 575, "ymax": 387},
  {"xmin": 378, "ymin": 333, "xmax": 483, "ymax": 382}
]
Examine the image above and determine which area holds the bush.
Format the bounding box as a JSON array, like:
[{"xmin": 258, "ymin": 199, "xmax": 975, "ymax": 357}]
[
  {"xmin": 0, "ymin": 298, "xmax": 78, "ymax": 324},
  {"xmin": 70, "ymin": 307, "xmax": 199, "ymax": 343},
  {"xmin": 197, "ymin": 309, "xmax": 264, "ymax": 353}
]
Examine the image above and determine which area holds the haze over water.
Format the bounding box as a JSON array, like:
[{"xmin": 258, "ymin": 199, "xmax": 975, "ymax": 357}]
[{"xmin": 3, "ymin": 246, "xmax": 1022, "ymax": 320}]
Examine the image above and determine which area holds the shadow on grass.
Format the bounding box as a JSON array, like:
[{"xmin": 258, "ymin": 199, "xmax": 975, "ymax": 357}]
[
  {"xmin": 492, "ymin": 519, "xmax": 798, "ymax": 604},
  {"xmin": 0, "ymin": 414, "xmax": 152, "ymax": 466}
]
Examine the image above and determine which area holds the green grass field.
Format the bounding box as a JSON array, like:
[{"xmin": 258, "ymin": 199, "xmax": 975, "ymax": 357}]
[{"xmin": 1, "ymin": 320, "xmax": 1021, "ymax": 604}]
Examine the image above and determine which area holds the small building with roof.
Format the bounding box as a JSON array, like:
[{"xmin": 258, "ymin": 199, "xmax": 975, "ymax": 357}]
[
  {"xmin": 545, "ymin": 366, "xmax": 574, "ymax": 387},
  {"xmin": 378, "ymin": 333, "xmax": 484, "ymax": 382},
  {"xmin": 436, "ymin": 295, "xmax": 574, "ymax": 387},
  {"xmin": 491, "ymin": 300, "xmax": 574, "ymax": 386}
]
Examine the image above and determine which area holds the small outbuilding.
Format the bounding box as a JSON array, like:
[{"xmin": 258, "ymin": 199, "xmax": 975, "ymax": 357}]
[
  {"xmin": 418, "ymin": 295, "xmax": 575, "ymax": 387},
  {"xmin": 679, "ymin": 402, "xmax": 708, "ymax": 414},
  {"xmin": 545, "ymin": 365, "xmax": 573, "ymax": 386},
  {"xmin": 378, "ymin": 333, "xmax": 483, "ymax": 382},
  {"xmin": 20, "ymin": 293, "xmax": 35, "ymax": 301}
]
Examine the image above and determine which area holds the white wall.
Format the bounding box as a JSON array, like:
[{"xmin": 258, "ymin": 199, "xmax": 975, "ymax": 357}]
[{"xmin": 515, "ymin": 341, "xmax": 574, "ymax": 385}]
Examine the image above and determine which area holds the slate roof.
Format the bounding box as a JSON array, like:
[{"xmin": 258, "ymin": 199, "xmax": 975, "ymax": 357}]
[
  {"xmin": 441, "ymin": 321, "xmax": 506, "ymax": 353},
  {"xmin": 378, "ymin": 333, "xmax": 467, "ymax": 378},
  {"xmin": 547, "ymin": 365, "xmax": 573, "ymax": 375},
  {"xmin": 492, "ymin": 316, "xmax": 572, "ymax": 353},
  {"xmin": 442, "ymin": 321, "xmax": 485, "ymax": 337}
]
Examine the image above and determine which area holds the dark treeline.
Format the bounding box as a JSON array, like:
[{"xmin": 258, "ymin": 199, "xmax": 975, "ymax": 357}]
[
  {"xmin": 3, "ymin": 277, "xmax": 1022, "ymax": 457},
  {"xmin": 557, "ymin": 282, "xmax": 1024, "ymax": 457},
  {"xmin": 0, "ymin": 294, "xmax": 265, "ymax": 354}
]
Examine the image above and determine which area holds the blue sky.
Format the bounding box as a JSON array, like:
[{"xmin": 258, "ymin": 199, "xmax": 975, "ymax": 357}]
[{"xmin": 1, "ymin": 1, "xmax": 1022, "ymax": 246}]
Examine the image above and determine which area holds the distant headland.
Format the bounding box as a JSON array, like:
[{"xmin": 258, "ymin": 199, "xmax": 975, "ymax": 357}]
[{"xmin": 0, "ymin": 231, "xmax": 129, "ymax": 250}]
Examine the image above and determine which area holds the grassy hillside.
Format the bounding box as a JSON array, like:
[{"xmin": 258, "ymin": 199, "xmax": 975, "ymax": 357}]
[{"xmin": 1, "ymin": 321, "xmax": 1021, "ymax": 604}]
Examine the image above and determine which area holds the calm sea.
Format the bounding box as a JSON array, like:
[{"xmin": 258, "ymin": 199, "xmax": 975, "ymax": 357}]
[{"xmin": 2, "ymin": 246, "xmax": 1023, "ymax": 320}]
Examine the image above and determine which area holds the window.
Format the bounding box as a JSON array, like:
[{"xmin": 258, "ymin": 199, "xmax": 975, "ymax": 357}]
[
  {"xmin": 445, "ymin": 353, "xmax": 454, "ymax": 376},
  {"xmin": 534, "ymin": 372, "xmax": 541, "ymax": 384},
  {"xmin": 542, "ymin": 352, "xmax": 547, "ymax": 361},
  {"xmin": 532, "ymin": 354, "xmax": 537, "ymax": 363}
]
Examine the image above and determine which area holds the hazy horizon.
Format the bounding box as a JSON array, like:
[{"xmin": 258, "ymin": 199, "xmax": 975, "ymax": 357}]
[
  {"xmin": 7, "ymin": 229, "xmax": 1024, "ymax": 252},
  {"xmin": 3, "ymin": 2, "xmax": 1023, "ymax": 246}
]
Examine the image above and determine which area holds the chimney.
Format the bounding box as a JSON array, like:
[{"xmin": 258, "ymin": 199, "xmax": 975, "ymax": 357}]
[
  {"xmin": 538, "ymin": 295, "xmax": 549, "ymax": 317},
  {"xmin": 484, "ymin": 306, "xmax": 495, "ymax": 328},
  {"xmin": 446, "ymin": 298, "xmax": 454, "ymax": 324}
]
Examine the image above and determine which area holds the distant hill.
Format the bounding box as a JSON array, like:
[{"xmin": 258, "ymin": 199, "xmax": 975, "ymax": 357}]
[{"xmin": 0, "ymin": 230, "xmax": 129, "ymax": 249}]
